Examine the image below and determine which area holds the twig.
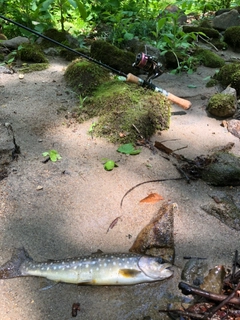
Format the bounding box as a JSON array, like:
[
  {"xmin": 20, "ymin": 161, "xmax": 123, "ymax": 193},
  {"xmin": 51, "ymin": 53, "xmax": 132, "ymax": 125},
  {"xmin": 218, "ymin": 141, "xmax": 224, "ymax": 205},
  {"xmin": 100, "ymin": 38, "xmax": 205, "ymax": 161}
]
[
  {"xmin": 120, "ymin": 177, "xmax": 184, "ymax": 207},
  {"xmin": 179, "ymin": 282, "xmax": 240, "ymax": 305},
  {"xmin": 198, "ymin": 34, "xmax": 219, "ymax": 51},
  {"xmin": 207, "ymin": 282, "xmax": 240, "ymax": 318}
]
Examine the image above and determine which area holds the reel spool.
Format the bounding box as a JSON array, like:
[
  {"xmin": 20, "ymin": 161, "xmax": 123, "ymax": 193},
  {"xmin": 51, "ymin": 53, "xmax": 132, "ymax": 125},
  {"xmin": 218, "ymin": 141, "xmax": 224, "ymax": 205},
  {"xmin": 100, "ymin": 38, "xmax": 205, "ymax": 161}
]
[{"xmin": 132, "ymin": 52, "xmax": 164, "ymax": 82}]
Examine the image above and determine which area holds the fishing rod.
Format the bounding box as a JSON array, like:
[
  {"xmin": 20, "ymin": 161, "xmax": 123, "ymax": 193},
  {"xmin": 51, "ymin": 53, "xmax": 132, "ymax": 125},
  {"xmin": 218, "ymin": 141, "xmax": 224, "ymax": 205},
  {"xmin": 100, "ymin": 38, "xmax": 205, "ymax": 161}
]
[{"xmin": 0, "ymin": 14, "xmax": 191, "ymax": 110}]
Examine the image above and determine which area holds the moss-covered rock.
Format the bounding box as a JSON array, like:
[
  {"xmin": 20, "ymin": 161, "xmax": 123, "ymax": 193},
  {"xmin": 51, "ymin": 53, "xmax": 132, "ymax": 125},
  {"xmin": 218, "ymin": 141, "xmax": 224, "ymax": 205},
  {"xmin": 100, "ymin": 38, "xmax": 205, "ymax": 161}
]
[
  {"xmin": 18, "ymin": 63, "xmax": 49, "ymax": 73},
  {"xmin": 64, "ymin": 59, "xmax": 111, "ymax": 95},
  {"xmin": 90, "ymin": 40, "xmax": 138, "ymax": 75},
  {"xmin": 207, "ymin": 93, "xmax": 236, "ymax": 118},
  {"xmin": 17, "ymin": 43, "xmax": 48, "ymax": 63},
  {"xmin": 214, "ymin": 63, "xmax": 240, "ymax": 96},
  {"xmin": 182, "ymin": 26, "xmax": 220, "ymax": 39},
  {"xmin": 194, "ymin": 48, "xmax": 225, "ymax": 68},
  {"xmin": 39, "ymin": 28, "xmax": 78, "ymax": 48},
  {"xmin": 78, "ymin": 80, "xmax": 171, "ymax": 143},
  {"xmin": 59, "ymin": 47, "xmax": 90, "ymax": 61},
  {"xmin": 224, "ymin": 26, "xmax": 240, "ymax": 51}
]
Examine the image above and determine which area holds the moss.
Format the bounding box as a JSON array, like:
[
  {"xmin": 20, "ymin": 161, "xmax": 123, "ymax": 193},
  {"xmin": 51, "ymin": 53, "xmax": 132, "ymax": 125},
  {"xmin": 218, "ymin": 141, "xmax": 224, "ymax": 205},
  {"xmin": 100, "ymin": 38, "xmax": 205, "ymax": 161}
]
[
  {"xmin": 90, "ymin": 40, "xmax": 138, "ymax": 75},
  {"xmin": 207, "ymin": 93, "xmax": 236, "ymax": 118},
  {"xmin": 78, "ymin": 80, "xmax": 171, "ymax": 143},
  {"xmin": 17, "ymin": 43, "xmax": 48, "ymax": 63},
  {"xmin": 206, "ymin": 79, "xmax": 218, "ymax": 87},
  {"xmin": 59, "ymin": 47, "xmax": 90, "ymax": 61},
  {"xmin": 214, "ymin": 63, "xmax": 240, "ymax": 95},
  {"xmin": 18, "ymin": 63, "xmax": 49, "ymax": 73},
  {"xmin": 224, "ymin": 26, "xmax": 240, "ymax": 51},
  {"xmin": 194, "ymin": 48, "xmax": 225, "ymax": 68},
  {"xmin": 211, "ymin": 39, "xmax": 228, "ymax": 50},
  {"xmin": 39, "ymin": 28, "xmax": 76, "ymax": 48},
  {"xmin": 182, "ymin": 26, "xmax": 220, "ymax": 39},
  {"xmin": 64, "ymin": 59, "xmax": 110, "ymax": 95}
]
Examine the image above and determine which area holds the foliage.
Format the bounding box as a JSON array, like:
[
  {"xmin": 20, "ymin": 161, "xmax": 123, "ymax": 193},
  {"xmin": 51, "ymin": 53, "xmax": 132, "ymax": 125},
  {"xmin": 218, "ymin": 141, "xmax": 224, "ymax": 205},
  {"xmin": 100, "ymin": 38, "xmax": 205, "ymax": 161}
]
[
  {"xmin": 42, "ymin": 149, "xmax": 62, "ymax": 161},
  {"xmin": 102, "ymin": 158, "xmax": 118, "ymax": 171},
  {"xmin": 117, "ymin": 143, "xmax": 141, "ymax": 155},
  {"xmin": 153, "ymin": 11, "xmax": 200, "ymax": 74}
]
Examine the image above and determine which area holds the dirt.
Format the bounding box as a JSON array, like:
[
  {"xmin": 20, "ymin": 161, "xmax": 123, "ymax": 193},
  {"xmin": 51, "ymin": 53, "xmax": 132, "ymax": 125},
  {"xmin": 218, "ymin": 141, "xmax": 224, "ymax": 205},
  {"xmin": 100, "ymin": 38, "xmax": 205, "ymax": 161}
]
[{"xmin": 0, "ymin": 48, "xmax": 240, "ymax": 320}]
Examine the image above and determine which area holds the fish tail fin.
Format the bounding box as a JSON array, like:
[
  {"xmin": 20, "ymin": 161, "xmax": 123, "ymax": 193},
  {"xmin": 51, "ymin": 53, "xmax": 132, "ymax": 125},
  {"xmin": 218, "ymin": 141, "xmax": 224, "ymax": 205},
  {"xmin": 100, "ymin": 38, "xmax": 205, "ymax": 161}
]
[{"xmin": 0, "ymin": 247, "xmax": 31, "ymax": 279}]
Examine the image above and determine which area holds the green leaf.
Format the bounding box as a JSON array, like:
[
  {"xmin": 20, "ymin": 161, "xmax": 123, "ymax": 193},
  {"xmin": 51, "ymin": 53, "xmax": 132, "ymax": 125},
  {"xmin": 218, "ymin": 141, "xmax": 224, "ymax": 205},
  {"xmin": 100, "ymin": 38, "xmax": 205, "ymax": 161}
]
[
  {"xmin": 104, "ymin": 160, "xmax": 117, "ymax": 171},
  {"xmin": 42, "ymin": 151, "xmax": 49, "ymax": 157},
  {"xmin": 48, "ymin": 149, "xmax": 62, "ymax": 162},
  {"xmin": 117, "ymin": 143, "xmax": 141, "ymax": 155},
  {"xmin": 74, "ymin": 0, "xmax": 87, "ymax": 20},
  {"xmin": 187, "ymin": 84, "xmax": 197, "ymax": 88}
]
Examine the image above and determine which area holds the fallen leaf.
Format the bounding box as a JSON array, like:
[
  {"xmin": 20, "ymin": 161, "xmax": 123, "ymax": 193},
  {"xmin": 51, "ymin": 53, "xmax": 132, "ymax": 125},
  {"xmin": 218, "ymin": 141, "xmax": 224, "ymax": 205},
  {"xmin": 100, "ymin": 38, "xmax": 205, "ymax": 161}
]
[
  {"xmin": 140, "ymin": 193, "xmax": 164, "ymax": 204},
  {"xmin": 106, "ymin": 216, "xmax": 122, "ymax": 233}
]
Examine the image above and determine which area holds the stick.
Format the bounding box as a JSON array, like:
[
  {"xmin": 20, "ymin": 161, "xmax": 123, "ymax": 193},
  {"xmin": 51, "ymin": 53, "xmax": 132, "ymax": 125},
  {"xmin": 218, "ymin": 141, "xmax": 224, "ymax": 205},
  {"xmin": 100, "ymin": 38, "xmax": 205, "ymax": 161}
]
[{"xmin": 126, "ymin": 73, "xmax": 192, "ymax": 110}]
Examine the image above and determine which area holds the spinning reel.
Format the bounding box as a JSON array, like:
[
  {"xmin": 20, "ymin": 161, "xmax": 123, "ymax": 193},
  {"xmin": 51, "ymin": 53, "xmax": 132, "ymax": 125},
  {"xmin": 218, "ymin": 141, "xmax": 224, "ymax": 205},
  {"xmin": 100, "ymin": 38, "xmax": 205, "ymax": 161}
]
[{"xmin": 132, "ymin": 52, "xmax": 164, "ymax": 83}]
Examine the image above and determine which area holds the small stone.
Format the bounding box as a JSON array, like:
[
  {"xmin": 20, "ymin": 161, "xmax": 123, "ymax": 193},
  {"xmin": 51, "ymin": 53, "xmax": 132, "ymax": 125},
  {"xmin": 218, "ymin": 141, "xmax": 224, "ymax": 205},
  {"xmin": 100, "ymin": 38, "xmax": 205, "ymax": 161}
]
[{"xmin": 36, "ymin": 186, "xmax": 43, "ymax": 191}]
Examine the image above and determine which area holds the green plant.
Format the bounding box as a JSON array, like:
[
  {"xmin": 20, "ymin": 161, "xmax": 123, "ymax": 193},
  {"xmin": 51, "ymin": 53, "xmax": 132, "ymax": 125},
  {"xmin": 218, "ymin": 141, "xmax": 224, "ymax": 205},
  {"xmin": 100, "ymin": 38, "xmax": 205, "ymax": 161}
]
[
  {"xmin": 153, "ymin": 12, "xmax": 200, "ymax": 73},
  {"xmin": 102, "ymin": 158, "xmax": 118, "ymax": 171},
  {"xmin": 79, "ymin": 94, "xmax": 88, "ymax": 109},
  {"xmin": 117, "ymin": 143, "xmax": 141, "ymax": 155},
  {"xmin": 42, "ymin": 149, "xmax": 62, "ymax": 161}
]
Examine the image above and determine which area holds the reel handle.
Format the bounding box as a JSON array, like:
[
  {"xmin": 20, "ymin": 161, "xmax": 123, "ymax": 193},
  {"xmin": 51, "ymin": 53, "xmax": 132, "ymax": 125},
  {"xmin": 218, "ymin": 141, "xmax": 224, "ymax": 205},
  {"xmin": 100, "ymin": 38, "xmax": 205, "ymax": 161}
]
[{"xmin": 126, "ymin": 73, "xmax": 191, "ymax": 110}]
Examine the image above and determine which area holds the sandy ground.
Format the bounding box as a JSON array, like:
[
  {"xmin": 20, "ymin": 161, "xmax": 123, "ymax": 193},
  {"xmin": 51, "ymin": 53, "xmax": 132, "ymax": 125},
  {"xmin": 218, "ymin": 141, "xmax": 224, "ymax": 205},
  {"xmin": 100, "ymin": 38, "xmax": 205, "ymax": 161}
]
[{"xmin": 0, "ymin": 50, "xmax": 240, "ymax": 320}]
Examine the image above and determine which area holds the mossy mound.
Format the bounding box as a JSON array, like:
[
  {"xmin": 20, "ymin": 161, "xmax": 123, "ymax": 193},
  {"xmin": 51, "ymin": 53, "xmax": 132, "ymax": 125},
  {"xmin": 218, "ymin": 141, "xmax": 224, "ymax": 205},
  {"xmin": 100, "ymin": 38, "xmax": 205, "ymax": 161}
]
[
  {"xmin": 182, "ymin": 26, "xmax": 220, "ymax": 39},
  {"xmin": 39, "ymin": 28, "xmax": 78, "ymax": 48},
  {"xmin": 194, "ymin": 48, "xmax": 225, "ymax": 68},
  {"xmin": 207, "ymin": 93, "xmax": 236, "ymax": 118},
  {"xmin": 224, "ymin": 26, "xmax": 240, "ymax": 51},
  {"xmin": 90, "ymin": 40, "xmax": 138, "ymax": 75},
  {"xmin": 64, "ymin": 59, "xmax": 111, "ymax": 95},
  {"xmin": 17, "ymin": 43, "xmax": 48, "ymax": 63},
  {"xmin": 214, "ymin": 63, "xmax": 240, "ymax": 96},
  {"xmin": 18, "ymin": 63, "xmax": 49, "ymax": 73},
  {"xmin": 60, "ymin": 47, "xmax": 90, "ymax": 61},
  {"xmin": 78, "ymin": 80, "xmax": 171, "ymax": 143}
]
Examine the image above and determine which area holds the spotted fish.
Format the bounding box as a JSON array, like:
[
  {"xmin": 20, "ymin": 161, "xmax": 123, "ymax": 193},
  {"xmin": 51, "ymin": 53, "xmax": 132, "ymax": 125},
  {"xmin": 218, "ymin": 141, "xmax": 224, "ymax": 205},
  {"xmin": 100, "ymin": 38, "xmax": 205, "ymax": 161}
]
[{"xmin": 0, "ymin": 247, "xmax": 173, "ymax": 285}]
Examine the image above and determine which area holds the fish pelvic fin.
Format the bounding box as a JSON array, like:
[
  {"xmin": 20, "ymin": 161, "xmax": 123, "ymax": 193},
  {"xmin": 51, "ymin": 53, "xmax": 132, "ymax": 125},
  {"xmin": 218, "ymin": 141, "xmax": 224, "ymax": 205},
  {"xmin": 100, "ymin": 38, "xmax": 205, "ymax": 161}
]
[
  {"xmin": 118, "ymin": 269, "xmax": 142, "ymax": 278},
  {"xmin": 0, "ymin": 247, "xmax": 32, "ymax": 279}
]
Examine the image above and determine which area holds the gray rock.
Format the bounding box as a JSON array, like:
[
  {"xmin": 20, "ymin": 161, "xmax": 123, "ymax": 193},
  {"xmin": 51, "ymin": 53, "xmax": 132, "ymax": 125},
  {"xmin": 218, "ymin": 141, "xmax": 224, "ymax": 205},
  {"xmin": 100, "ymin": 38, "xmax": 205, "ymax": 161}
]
[
  {"xmin": 0, "ymin": 36, "xmax": 29, "ymax": 49},
  {"xmin": 212, "ymin": 9, "xmax": 240, "ymax": 30},
  {"xmin": 201, "ymin": 152, "xmax": 240, "ymax": 186},
  {"xmin": 0, "ymin": 123, "xmax": 15, "ymax": 166}
]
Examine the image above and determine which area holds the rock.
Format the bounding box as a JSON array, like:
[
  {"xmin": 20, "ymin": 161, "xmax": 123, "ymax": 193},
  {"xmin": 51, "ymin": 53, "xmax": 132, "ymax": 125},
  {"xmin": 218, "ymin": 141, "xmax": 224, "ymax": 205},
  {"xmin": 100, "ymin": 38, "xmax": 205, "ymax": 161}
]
[
  {"xmin": 200, "ymin": 265, "xmax": 226, "ymax": 294},
  {"xmin": 129, "ymin": 202, "xmax": 177, "ymax": 263},
  {"xmin": 222, "ymin": 119, "xmax": 240, "ymax": 139},
  {"xmin": 212, "ymin": 9, "xmax": 240, "ymax": 30},
  {"xmin": 0, "ymin": 123, "xmax": 15, "ymax": 166},
  {"xmin": 0, "ymin": 36, "xmax": 29, "ymax": 49},
  {"xmin": 207, "ymin": 93, "xmax": 237, "ymax": 118},
  {"xmin": 201, "ymin": 196, "xmax": 240, "ymax": 230},
  {"xmin": 201, "ymin": 152, "xmax": 240, "ymax": 186},
  {"xmin": 181, "ymin": 259, "xmax": 208, "ymax": 285}
]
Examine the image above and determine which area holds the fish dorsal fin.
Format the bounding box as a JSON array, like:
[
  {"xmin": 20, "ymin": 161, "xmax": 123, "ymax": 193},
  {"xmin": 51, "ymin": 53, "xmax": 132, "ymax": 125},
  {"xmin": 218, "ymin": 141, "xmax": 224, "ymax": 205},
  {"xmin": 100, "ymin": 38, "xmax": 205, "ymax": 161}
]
[{"xmin": 118, "ymin": 269, "xmax": 141, "ymax": 278}]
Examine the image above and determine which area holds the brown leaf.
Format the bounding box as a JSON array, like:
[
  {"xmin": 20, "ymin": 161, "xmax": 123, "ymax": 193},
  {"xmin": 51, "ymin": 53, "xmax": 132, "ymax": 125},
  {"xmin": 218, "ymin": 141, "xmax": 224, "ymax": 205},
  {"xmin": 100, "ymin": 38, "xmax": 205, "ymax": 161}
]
[
  {"xmin": 140, "ymin": 193, "xmax": 164, "ymax": 204},
  {"xmin": 106, "ymin": 216, "xmax": 122, "ymax": 233}
]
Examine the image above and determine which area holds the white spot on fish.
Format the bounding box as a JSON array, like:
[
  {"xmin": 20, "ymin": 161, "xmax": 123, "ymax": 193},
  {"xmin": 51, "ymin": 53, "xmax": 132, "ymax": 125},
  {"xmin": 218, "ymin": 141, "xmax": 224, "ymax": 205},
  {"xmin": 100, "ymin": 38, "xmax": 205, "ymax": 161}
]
[
  {"xmin": 104, "ymin": 263, "xmax": 107, "ymax": 267},
  {"xmin": 73, "ymin": 266, "xmax": 77, "ymax": 270},
  {"xmin": 85, "ymin": 264, "xmax": 89, "ymax": 268},
  {"xmin": 53, "ymin": 266, "xmax": 57, "ymax": 270},
  {"xmin": 119, "ymin": 263, "xmax": 122, "ymax": 266},
  {"xmin": 113, "ymin": 262, "xmax": 116, "ymax": 266},
  {"xmin": 62, "ymin": 262, "xmax": 65, "ymax": 265}
]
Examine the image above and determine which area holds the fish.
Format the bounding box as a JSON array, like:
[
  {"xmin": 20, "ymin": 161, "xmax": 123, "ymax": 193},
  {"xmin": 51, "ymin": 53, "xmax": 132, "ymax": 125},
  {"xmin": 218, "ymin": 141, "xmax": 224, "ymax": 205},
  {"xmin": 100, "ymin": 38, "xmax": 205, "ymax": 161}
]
[{"xmin": 0, "ymin": 247, "xmax": 173, "ymax": 285}]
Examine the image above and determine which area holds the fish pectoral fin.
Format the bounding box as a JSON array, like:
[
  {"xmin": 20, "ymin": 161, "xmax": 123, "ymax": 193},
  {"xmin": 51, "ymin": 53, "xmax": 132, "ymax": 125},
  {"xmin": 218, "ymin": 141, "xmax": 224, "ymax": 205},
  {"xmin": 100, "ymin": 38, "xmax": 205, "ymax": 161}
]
[{"xmin": 118, "ymin": 269, "xmax": 141, "ymax": 278}]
